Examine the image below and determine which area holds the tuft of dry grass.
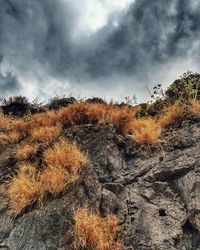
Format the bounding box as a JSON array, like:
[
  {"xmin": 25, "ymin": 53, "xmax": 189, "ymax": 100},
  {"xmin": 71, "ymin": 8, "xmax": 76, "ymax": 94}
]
[
  {"xmin": 74, "ymin": 208, "xmax": 122, "ymax": 250},
  {"xmin": 11, "ymin": 119, "xmax": 29, "ymax": 133},
  {"xmin": 0, "ymin": 131, "xmax": 21, "ymax": 144},
  {"xmin": 11, "ymin": 111, "xmax": 58, "ymax": 134},
  {"xmin": 44, "ymin": 138, "xmax": 88, "ymax": 174},
  {"xmin": 58, "ymin": 103, "xmax": 95, "ymax": 125},
  {"xmin": 7, "ymin": 139, "xmax": 88, "ymax": 214},
  {"xmin": 0, "ymin": 113, "xmax": 10, "ymax": 129},
  {"xmin": 40, "ymin": 139, "xmax": 88, "ymax": 196},
  {"xmin": 40, "ymin": 166, "xmax": 76, "ymax": 196},
  {"xmin": 57, "ymin": 102, "xmax": 137, "ymax": 132},
  {"xmin": 27, "ymin": 111, "xmax": 58, "ymax": 131},
  {"xmin": 107, "ymin": 105, "xmax": 138, "ymax": 133},
  {"xmin": 158, "ymin": 105, "xmax": 185, "ymax": 128},
  {"xmin": 31, "ymin": 124, "xmax": 62, "ymax": 145},
  {"xmin": 191, "ymin": 99, "xmax": 200, "ymax": 113},
  {"xmin": 124, "ymin": 117, "xmax": 161, "ymax": 144},
  {"xmin": 6, "ymin": 163, "xmax": 42, "ymax": 215},
  {"xmin": 15, "ymin": 143, "xmax": 39, "ymax": 160}
]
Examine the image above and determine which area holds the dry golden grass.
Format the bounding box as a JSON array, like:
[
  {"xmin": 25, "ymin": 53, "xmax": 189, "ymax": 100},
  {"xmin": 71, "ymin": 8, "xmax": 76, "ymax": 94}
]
[
  {"xmin": 11, "ymin": 111, "xmax": 58, "ymax": 134},
  {"xmin": 27, "ymin": 111, "xmax": 58, "ymax": 130},
  {"xmin": 11, "ymin": 118, "xmax": 29, "ymax": 133},
  {"xmin": 7, "ymin": 163, "xmax": 42, "ymax": 215},
  {"xmin": 7, "ymin": 138, "xmax": 88, "ymax": 214},
  {"xmin": 31, "ymin": 124, "xmax": 62, "ymax": 145},
  {"xmin": 191, "ymin": 99, "xmax": 200, "ymax": 113},
  {"xmin": 107, "ymin": 105, "xmax": 138, "ymax": 133},
  {"xmin": 0, "ymin": 131, "xmax": 21, "ymax": 144},
  {"xmin": 57, "ymin": 102, "xmax": 137, "ymax": 132},
  {"xmin": 0, "ymin": 113, "xmax": 10, "ymax": 129},
  {"xmin": 4, "ymin": 102, "xmax": 139, "ymax": 144},
  {"xmin": 44, "ymin": 138, "xmax": 88, "ymax": 174},
  {"xmin": 40, "ymin": 166, "xmax": 67, "ymax": 195},
  {"xmin": 40, "ymin": 166, "xmax": 78, "ymax": 196},
  {"xmin": 15, "ymin": 143, "xmax": 39, "ymax": 160},
  {"xmin": 159, "ymin": 105, "xmax": 184, "ymax": 128},
  {"xmin": 40, "ymin": 139, "xmax": 88, "ymax": 196},
  {"xmin": 124, "ymin": 117, "xmax": 161, "ymax": 144},
  {"xmin": 74, "ymin": 208, "xmax": 121, "ymax": 250},
  {"xmin": 58, "ymin": 103, "xmax": 95, "ymax": 125}
]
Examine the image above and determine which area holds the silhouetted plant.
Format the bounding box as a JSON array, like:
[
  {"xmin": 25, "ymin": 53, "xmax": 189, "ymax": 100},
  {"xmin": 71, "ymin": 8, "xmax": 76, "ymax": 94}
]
[
  {"xmin": 0, "ymin": 96, "xmax": 28, "ymax": 106},
  {"xmin": 150, "ymin": 84, "xmax": 165, "ymax": 101},
  {"xmin": 0, "ymin": 96, "xmax": 30, "ymax": 117},
  {"xmin": 124, "ymin": 94, "xmax": 138, "ymax": 106},
  {"xmin": 48, "ymin": 96, "xmax": 76, "ymax": 110},
  {"xmin": 85, "ymin": 97, "xmax": 105, "ymax": 104}
]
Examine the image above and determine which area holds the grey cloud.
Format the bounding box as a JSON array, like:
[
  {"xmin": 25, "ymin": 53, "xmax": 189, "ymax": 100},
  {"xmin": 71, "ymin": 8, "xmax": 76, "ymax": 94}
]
[
  {"xmin": 85, "ymin": 0, "xmax": 200, "ymax": 78},
  {"xmin": 0, "ymin": 0, "xmax": 200, "ymax": 98},
  {"xmin": 0, "ymin": 71, "xmax": 21, "ymax": 96}
]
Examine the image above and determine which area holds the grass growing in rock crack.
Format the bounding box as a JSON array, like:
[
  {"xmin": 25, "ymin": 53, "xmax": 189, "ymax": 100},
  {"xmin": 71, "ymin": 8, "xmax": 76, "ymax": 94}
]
[
  {"xmin": 7, "ymin": 163, "xmax": 43, "ymax": 215},
  {"xmin": 44, "ymin": 138, "xmax": 88, "ymax": 173},
  {"xmin": 6, "ymin": 139, "xmax": 88, "ymax": 215},
  {"xmin": 74, "ymin": 208, "xmax": 122, "ymax": 250},
  {"xmin": 123, "ymin": 117, "xmax": 162, "ymax": 144}
]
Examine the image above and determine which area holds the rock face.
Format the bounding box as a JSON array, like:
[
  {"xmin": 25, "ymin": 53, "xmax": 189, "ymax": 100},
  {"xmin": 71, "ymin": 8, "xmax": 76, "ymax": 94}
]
[{"xmin": 0, "ymin": 116, "xmax": 200, "ymax": 249}]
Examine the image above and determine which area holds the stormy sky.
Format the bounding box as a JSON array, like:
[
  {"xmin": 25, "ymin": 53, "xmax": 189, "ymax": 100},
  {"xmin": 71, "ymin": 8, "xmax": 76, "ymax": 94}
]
[{"xmin": 0, "ymin": 0, "xmax": 200, "ymax": 102}]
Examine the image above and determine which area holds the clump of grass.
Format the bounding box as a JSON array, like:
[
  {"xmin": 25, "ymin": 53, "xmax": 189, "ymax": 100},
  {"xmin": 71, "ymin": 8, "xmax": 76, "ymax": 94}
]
[
  {"xmin": 108, "ymin": 105, "xmax": 138, "ymax": 133},
  {"xmin": 0, "ymin": 113, "xmax": 10, "ymax": 129},
  {"xmin": 27, "ymin": 111, "xmax": 58, "ymax": 131},
  {"xmin": 57, "ymin": 103, "xmax": 106, "ymax": 125},
  {"xmin": 44, "ymin": 138, "xmax": 88, "ymax": 174},
  {"xmin": 124, "ymin": 117, "xmax": 161, "ymax": 144},
  {"xmin": 7, "ymin": 163, "xmax": 42, "ymax": 215},
  {"xmin": 191, "ymin": 99, "xmax": 200, "ymax": 113},
  {"xmin": 159, "ymin": 105, "xmax": 185, "ymax": 128},
  {"xmin": 74, "ymin": 208, "xmax": 122, "ymax": 250},
  {"xmin": 15, "ymin": 143, "xmax": 39, "ymax": 160},
  {"xmin": 57, "ymin": 102, "xmax": 137, "ymax": 132},
  {"xmin": 11, "ymin": 118, "xmax": 29, "ymax": 133},
  {"xmin": 0, "ymin": 131, "xmax": 21, "ymax": 144},
  {"xmin": 40, "ymin": 139, "xmax": 88, "ymax": 196},
  {"xmin": 11, "ymin": 111, "xmax": 58, "ymax": 134},
  {"xmin": 7, "ymin": 139, "xmax": 88, "ymax": 214},
  {"xmin": 31, "ymin": 124, "xmax": 62, "ymax": 145},
  {"xmin": 40, "ymin": 166, "xmax": 75, "ymax": 196}
]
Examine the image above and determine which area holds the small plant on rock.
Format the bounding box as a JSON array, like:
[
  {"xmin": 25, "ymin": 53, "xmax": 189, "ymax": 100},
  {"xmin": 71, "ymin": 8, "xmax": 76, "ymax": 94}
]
[
  {"xmin": 7, "ymin": 163, "xmax": 42, "ymax": 215},
  {"xmin": 74, "ymin": 208, "xmax": 122, "ymax": 250},
  {"xmin": 44, "ymin": 138, "xmax": 88, "ymax": 174}
]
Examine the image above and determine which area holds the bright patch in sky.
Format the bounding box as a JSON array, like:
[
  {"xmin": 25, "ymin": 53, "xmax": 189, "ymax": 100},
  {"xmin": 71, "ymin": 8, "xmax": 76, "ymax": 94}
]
[{"xmin": 72, "ymin": 0, "xmax": 135, "ymax": 36}]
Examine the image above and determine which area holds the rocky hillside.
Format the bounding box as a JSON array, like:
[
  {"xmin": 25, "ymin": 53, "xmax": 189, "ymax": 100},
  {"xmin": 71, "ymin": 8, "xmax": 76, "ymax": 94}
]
[{"xmin": 0, "ymin": 73, "xmax": 200, "ymax": 250}]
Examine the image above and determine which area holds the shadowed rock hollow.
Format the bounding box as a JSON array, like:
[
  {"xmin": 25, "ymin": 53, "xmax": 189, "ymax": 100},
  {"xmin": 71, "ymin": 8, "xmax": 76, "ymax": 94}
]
[{"xmin": 0, "ymin": 113, "xmax": 200, "ymax": 249}]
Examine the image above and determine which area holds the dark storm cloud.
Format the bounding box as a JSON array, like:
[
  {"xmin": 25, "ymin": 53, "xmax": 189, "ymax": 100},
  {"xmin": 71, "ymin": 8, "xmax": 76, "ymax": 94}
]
[
  {"xmin": 0, "ymin": 0, "xmax": 200, "ymax": 97},
  {"xmin": 0, "ymin": 0, "xmax": 76, "ymax": 76},
  {"xmin": 86, "ymin": 0, "xmax": 200, "ymax": 78},
  {"xmin": 0, "ymin": 71, "xmax": 20, "ymax": 95}
]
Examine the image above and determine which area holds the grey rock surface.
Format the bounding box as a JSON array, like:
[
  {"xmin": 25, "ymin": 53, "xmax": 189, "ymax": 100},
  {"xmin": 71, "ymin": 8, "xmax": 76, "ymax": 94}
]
[{"xmin": 0, "ymin": 118, "xmax": 200, "ymax": 249}]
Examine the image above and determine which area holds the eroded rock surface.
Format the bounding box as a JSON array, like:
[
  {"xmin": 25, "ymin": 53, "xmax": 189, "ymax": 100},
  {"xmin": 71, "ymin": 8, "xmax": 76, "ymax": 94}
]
[{"xmin": 0, "ymin": 118, "xmax": 200, "ymax": 249}]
